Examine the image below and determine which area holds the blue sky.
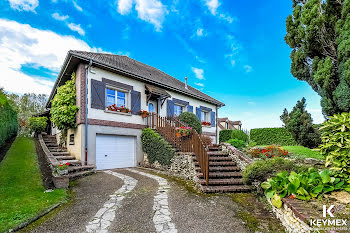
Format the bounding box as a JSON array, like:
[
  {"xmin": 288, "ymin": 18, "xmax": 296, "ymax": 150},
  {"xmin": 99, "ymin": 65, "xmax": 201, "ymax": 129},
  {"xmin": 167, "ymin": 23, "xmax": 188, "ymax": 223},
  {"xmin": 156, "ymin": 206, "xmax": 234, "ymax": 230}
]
[{"xmin": 0, "ymin": 0, "xmax": 324, "ymax": 129}]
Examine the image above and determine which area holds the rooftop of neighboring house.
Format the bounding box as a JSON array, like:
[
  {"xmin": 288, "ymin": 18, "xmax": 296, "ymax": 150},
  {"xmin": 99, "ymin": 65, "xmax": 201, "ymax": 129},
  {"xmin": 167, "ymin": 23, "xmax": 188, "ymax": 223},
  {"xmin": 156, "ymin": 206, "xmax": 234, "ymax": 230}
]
[
  {"xmin": 47, "ymin": 50, "xmax": 225, "ymax": 108},
  {"xmin": 217, "ymin": 117, "xmax": 242, "ymax": 130}
]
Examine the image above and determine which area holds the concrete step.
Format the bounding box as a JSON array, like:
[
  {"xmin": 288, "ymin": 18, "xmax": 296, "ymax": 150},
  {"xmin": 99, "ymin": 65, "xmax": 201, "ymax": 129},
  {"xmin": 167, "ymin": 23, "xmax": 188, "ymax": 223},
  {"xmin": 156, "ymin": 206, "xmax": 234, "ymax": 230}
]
[
  {"xmin": 55, "ymin": 156, "xmax": 75, "ymax": 160},
  {"xmin": 59, "ymin": 160, "xmax": 81, "ymax": 165},
  {"xmin": 66, "ymin": 170, "xmax": 95, "ymax": 180},
  {"xmin": 208, "ymin": 146, "xmax": 220, "ymax": 151},
  {"xmin": 46, "ymin": 143, "xmax": 59, "ymax": 147},
  {"xmin": 52, "ymin": 152, "xmax": 70, "ymax": 156},
  {"xmin": 197, "ymin": 171, "xmax": 242, "ymax": 178},
  {"xmin": 194, "ymin": 161, "xmax": 237, "ymax": 166},
  {"xmin": 68, "ymin": 165, "xmax": 95, "ymax": 173},
  {"xmin": 193, "ymin": 156, "xmax": 233, "ymax": 162},
  {"xmin": 195, "ymin": 166, "xmax": 240, "ymax": 172},
  {"xmin": 207, "ymin": 151, "xmax": 229, "ymax": 156},
  {"xmin": 201, "ymin": 185, "xmax": 251, "ymax": 193},
  {"xmin": 198, "ymin": 178, "xmax": 244, "ymax": 186},
  {"xmin": 49, "ymin": 148, "xmax": 67, "ymax": 152}
]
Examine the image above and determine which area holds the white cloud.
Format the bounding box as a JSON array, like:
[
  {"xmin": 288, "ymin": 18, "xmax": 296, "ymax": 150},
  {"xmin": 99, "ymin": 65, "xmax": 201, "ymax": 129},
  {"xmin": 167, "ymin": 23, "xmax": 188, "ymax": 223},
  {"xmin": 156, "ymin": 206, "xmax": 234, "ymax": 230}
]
[
  {"xmin": 196, "ymin": 28, "xmax": 207, "ymax": 37},
  {"xmin": 195, "ymin": 82, "xmax": 204, "ymax": 87},
  {"xmin": 0, "ymin": 19, "xmax": 100, "ymax": 94},
  {"xmin": 244, "ymin": 65, "xmax": 252, "ymax": 73},
  {"xmin": 8, "ymin": 0, "xmax": 38, "ymax": 12},
  {"xmin": 225, "ymin": 35, "xmax": 240, "ymax": 67},
  {"xmin": 191, "ymin": 67, "xmax": 205, "ymax": 80},
  {"xmin": 204, "ymin": 0, "xmax": 220, "ymax": 15},
  {"xmin": 68, "ymin": 23, "xmax": 85, "ymax": 36},
  {"xmin": 225, "ymin": 54, "xmax": 236, "ymax": 66},
  {"xmin": 52, "ymin": 12, "xmax": 69, "ymax": 21},
  {"xmin": 219, "ymin": 13, "xmax": 234, "ymax": 23},
  {"xmin": 72, "ymin": 0, "xmax": 82, "ymax": 11},
  {"xmin": 115, "ymin": 0, "xmax": 168, "ymax": 31}
]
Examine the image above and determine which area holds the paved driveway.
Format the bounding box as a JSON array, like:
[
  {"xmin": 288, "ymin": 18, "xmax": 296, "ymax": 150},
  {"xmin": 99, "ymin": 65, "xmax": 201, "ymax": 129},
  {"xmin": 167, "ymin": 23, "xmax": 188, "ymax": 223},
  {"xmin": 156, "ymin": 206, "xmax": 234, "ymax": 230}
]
[{"xmin": 22, "ymin": 168, "xmax": 283, "ymax": 233}]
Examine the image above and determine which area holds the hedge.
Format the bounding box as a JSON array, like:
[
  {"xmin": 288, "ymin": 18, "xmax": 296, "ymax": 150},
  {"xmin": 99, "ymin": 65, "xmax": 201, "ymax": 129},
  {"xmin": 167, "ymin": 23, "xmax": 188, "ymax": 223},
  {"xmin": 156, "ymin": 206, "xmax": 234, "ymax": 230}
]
[
  {"xmin": 250, "ymin": 127, "xmax": 297, "ymax": 146},
  {"xmin": 28, "ymin": 117, "xmax": 48, "ymax": 135},
  {"xmin": 141, "ymin": 128, "xmax": 176, "ymax": 166},
  {"xmin": 0, "ymin": 92, "xmax": 18, "ymax": 147},
  {"xmin": 219, "ymin": 130, "xmax": 233, "ymax": 143}
]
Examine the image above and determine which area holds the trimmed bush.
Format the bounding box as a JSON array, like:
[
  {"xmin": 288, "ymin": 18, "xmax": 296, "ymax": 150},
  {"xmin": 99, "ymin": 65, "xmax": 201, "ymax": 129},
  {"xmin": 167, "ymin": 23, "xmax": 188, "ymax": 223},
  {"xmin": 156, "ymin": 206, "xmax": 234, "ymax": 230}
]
[
  {"xmin": 219, "ymin": 129, "xmax": 232, "ymax": 143},
  {"xmin": 141, "ymin": 128, "xmax": 176, "ymax": 166},
  {"xmin": 227, "ymin": 138, "xmax": 246, "ymax": 149},
  {"xmin": 178, "ymin": 112, "xmax": 202, "ymax": 134},
  {"xmin": 243, "ymin": 157, "xmax": 308, "ymax": 185},
  {"xmin": 250, "ymin": 128, "xmax": 297, "ymax": 146},
  {"xmin": 231, "ymin": 129, "xmax": 249, "ymax": 143},
  {"xmin": 28, "ymin": 117, "xmax": 48, "ymax": 136},
  {"xmin": 0, "ymin": 91, "xmax": 18, "ymax": 147}
]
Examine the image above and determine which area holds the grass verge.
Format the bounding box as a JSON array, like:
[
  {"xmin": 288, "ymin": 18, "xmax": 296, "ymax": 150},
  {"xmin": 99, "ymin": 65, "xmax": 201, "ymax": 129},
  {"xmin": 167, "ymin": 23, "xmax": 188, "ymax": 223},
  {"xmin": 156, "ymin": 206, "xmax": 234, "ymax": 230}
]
[
  {"xmin": 281, "ymin": 146, "xmax": 324, "ymax": 160},
  {"xmin": 0, "ymin": 137, "xmax": 66, "ymax": 232}
]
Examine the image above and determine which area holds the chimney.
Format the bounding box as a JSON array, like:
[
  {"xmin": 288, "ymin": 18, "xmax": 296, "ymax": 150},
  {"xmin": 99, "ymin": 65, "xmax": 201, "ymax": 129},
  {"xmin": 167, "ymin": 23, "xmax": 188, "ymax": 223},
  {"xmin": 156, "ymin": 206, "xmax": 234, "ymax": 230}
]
[{"xmin": 185, "ymin": 77, "xmax": 188, "ymax": 89}]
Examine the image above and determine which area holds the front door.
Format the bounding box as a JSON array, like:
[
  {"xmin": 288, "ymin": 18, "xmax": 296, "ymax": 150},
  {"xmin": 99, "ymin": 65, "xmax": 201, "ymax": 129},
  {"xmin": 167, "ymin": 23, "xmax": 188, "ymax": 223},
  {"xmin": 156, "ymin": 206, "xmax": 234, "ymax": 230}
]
[{"xmin": 148, "ymin": 100, "xmax": 158, "ymax": 115}]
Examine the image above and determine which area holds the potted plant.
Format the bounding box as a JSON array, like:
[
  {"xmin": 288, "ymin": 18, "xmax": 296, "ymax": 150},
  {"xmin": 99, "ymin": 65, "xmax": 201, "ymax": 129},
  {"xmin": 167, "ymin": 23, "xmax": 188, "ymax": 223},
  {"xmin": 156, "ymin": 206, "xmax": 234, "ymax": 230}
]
[
  {"xmin": 119, "ymin": 106, "xmax": 130, "ymax": 113},
  {"xmin": 55, "ymin": 163, "xmax": 69, "ymax": 175},
  {"xmin": 52, "ymin": 163, "xmax": 70, "ymax": 188},
  {"xmin": 140, "ymin": 110, "xmax": 149, "ymax": 118},
  {"xmin": 107, "ymin": 104, "xmax": 119, "ymax": 112},
  {"xmin": 176, "ymin": 126, "xmax": 193, "ymax": 137},
  {"xmin": 201, "ymin": 121, "xmax": 211, "ymax": 126}
]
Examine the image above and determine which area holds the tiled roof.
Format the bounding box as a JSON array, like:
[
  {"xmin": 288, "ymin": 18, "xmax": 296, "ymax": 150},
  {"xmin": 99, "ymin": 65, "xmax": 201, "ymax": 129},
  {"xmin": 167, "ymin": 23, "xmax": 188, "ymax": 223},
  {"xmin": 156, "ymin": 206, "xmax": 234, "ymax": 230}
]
[{"xmin": 69, "ymin": 50, "xmax": 224, "ymax": 106}]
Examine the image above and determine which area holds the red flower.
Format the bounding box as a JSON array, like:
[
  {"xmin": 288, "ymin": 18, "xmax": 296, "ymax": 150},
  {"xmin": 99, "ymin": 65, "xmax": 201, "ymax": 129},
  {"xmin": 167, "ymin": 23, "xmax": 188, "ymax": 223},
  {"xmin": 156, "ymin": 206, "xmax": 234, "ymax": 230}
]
[
  {"xmin": 290, "ymin": 194, "xmax": 296, "ymax": 199},
  {"xmin": 65, "ymin": 163, "xmax": 70, "ymax": 166},
  {"xmin": 59, "ymin": 164, "xmax": 63, "ymax": 167}
]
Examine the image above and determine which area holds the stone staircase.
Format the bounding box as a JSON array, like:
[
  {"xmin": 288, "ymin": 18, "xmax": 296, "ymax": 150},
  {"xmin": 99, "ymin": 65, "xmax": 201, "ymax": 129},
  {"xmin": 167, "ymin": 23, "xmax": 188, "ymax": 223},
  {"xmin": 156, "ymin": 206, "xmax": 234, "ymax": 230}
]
[
  {"xmin": 193, "ymin": 145, "xmax": 251, "ymax": 193},
  {"xmin": 42, "ymin": 134, "xmax": 95, "ymax": 179}
]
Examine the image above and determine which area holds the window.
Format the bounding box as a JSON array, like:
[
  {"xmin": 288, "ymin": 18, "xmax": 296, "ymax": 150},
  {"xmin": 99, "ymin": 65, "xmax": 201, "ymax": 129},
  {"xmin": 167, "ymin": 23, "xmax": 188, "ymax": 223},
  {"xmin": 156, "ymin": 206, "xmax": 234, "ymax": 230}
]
[
  {"xmin": 149, "ymin": 103, "xmax": 154, "ymax": 113},
  {"xmin": 106, "ymin": 88, "xmax": 128, "ymax": 108},
  {"xmin": 174, "ymin": 104, "xmax": 183, "ymax": 116},
  {"xmin": 69, "ymin": 134, "xmax": 75, "ymax": 145},
  {"xmin": 201, "ymin": 110, "xmax": 210, "ymax": 122}
]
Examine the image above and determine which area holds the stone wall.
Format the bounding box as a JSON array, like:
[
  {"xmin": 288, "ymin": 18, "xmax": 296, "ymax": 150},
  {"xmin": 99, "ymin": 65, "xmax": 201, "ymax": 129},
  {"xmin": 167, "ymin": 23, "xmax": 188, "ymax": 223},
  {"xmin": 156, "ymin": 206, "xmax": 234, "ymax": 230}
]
[
  {"xmin": 143, "ymin": 152, "xmax": 198, "ymax": 184},
  {"xmin": 267, "ymin": 198, "xmax": 312, "ymax": 233},
  {"xmin": 220, "ymin": 143, "xmax": 253, "ymax": 170}
]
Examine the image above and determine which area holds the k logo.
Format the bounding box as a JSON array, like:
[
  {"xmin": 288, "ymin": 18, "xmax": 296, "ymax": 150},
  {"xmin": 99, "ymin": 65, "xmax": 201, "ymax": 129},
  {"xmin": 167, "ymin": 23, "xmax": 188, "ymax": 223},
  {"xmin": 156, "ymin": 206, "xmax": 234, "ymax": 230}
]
[{"xmin": 323, "ymin": 205, "xmax": 335, "ymax": 218}]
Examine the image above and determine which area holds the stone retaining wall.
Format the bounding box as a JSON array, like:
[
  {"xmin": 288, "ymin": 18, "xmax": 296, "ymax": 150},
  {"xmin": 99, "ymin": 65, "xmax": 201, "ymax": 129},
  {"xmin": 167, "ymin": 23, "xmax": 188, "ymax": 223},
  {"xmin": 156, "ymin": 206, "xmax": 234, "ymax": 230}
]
[{"xmin": 220, "ymin": 143, "xmax": 253, "ymax": 170}]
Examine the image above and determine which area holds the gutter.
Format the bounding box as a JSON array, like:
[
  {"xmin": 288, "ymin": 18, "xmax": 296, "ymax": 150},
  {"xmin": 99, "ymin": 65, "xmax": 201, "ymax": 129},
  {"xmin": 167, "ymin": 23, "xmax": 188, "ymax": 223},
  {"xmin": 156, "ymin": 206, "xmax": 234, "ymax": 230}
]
[{"xmin": 84, "ymin": 59, "xmax": 92, "ymax": 165}]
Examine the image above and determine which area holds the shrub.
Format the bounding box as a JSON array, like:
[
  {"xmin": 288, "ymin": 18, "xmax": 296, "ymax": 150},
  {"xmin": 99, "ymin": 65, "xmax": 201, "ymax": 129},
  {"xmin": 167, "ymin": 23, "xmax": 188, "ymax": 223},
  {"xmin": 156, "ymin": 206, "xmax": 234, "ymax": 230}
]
[
  {"xmin": 250, "ymin": 128, "xmax": 297, "ymax": 146},
  {"xmin": 51, "ymin": 72, "xmax": 79, "ymax": 131},
  {"xmin": 248, "ymin": 145, "xmax": 289, "ymax": 159},
  {"xmin": 319, "ymin": 112, "xmax": 350, "ymax": 179},
  {"xmin": 141, "ymin": 128, "xmax": 176, "ymax": 166},
  {"xmin": 0, "ymin": 91, "xmax": 18, "ymax": 147},
  {"xmin": 262, "ymin": 169, "xmax": 350, "ymax": 208},
  {"xmin": 231, "ymin": 129, "xmax": 249, "ymax": 143},
  {"xmin": 200, "ymin": 135, "xmax": 212, "ymax": 147},
  {"xmin": 227, "ymin": 138, "xmax": 246, "ymax": 149},
  {"xmin": 28, "ymin": 117, "xmax": 47, "ymax": 136},
  {"xmin": 243, "ymin": 157, "xmax": 308, "ymax": 185},
  {"xmin": 178, "ymin": 112, "xmax": 202, "ymax": 134},
  {"xmin": 219, "ymin": 129, "xmax": 232, "ymax": 143}
]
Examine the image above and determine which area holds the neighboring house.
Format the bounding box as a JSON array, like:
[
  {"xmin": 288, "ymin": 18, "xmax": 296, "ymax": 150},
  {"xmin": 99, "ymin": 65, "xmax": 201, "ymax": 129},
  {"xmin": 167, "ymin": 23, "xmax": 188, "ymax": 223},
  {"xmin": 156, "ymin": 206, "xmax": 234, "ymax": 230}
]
[
  {"xmin": 217, "ymin": 117, "xmax": 242, "ymax": 131},
  {"xmin": 46, "ymin": 51, "xmax": 224, "ymax": 170}
]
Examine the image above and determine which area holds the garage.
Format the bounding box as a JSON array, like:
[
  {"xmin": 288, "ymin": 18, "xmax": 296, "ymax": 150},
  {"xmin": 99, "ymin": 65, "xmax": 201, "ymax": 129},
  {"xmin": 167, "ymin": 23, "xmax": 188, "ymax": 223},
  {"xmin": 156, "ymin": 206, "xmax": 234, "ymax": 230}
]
[{"xmin": 96, "ymin": 134, "xmax": 136, "ymax": 170}]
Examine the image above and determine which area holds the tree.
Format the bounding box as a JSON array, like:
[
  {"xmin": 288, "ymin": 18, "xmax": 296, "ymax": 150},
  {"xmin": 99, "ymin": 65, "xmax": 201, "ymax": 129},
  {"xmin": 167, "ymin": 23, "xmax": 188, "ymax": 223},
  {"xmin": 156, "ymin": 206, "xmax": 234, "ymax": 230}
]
[
  {"xmin": 280, "ymin": 98, "xmax": 321, "ymax": 148},
  {"xmin": 285, "ymin": 0, "xmax": 350, "ymax": 116},
  {"xmin": 50, "ymin": 73, "xmax": 79, "ymax": 131},
  {"xmin": 178, "ymin": 112, "xmax": 202, "ymax": 134}
]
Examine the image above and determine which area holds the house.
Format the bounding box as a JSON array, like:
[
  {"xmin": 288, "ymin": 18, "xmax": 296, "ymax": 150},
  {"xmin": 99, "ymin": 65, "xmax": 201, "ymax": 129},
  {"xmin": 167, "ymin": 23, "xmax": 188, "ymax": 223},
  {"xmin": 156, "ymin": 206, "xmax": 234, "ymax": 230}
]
[
  {"xmin": 46, "ymin": 51, "xmax": 225, "ymax": 170},
  {"xmin": 217, "ymin": 117, "xmax": 242, "ymax": 130}
]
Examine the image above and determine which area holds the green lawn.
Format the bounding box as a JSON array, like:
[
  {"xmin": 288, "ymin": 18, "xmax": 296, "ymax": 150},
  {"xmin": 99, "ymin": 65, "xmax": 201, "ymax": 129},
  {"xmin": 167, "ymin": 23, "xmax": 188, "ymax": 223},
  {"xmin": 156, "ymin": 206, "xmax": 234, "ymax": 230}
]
[
  {"xmin": 0, "ymin": 137, "xmax": 66, "ymax": 232},
  {"xmin": 281, "ymin": 146, "xmax": 325, "ymax": 160}
]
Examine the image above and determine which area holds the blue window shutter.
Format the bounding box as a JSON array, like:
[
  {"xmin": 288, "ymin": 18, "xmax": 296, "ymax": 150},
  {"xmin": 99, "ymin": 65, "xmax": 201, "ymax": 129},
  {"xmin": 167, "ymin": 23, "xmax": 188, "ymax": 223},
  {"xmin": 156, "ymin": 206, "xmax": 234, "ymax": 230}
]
[
  {"xmin": 130, "ymin": 90, "xmax": 141, "ymax": 115},
  {"xmin": 91, "ymin": 79, "xmax": 106, "ymax": 110},
  {"xmin": 196, "ymin": 107, "xmax": 201, "ymax": 121},
  {"xmin": 188, "ymin": 105, "xmax": 193, "ymax": 113},
  {"xmin": 167, "ymin": 99, "xmax": 174, "ymax": 117},
  {"xmin": 211, "ymin": 111, "xmax": 216, "ymax": 127}
]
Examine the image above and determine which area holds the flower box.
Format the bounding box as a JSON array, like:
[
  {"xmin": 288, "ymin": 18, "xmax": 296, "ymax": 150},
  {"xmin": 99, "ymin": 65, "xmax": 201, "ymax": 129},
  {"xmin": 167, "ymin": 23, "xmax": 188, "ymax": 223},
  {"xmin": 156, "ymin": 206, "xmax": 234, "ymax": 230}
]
[
  {"xmin": 201, "ymin": 121, "xmax": 211, "ymax": 126},
  {"xmin": 175, "ymin": 126, "xmax": 193, "ymax": 137},
  {"xmin": 140, "ymin": 110, "xmax": 149, "ymax": 118},
  {"xmin": 107, "ymin": 104, "xmax": 131, "ymax": 113}
]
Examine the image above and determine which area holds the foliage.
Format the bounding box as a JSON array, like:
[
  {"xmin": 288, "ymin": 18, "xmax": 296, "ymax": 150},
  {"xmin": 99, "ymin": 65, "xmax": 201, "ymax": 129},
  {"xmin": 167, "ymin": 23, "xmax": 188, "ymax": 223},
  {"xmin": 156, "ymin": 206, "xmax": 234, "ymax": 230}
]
[
  {"xmin": 285, "ymin": 0, "xmax": 350, "ymax": 116},
  {"xmin": 247, "ymin": 140, "xmax": 257, "ymax": 149},
  {"xmin": 281, "ymin": 146, "xmax": 324, "ymax": 160},
  {"xmin": 7, "ymin": 93, "xmax": 47, "ymax": 135},
  {"xmin": 227, "ymin": 138, "xmax": 246, "ymax": 149},
  {"xmin": 28, "ymin": 117, "xmax": 47, "ymax": 135},
  {"xmin": 0, "ymin": 137, "xmax": 66, "ymax": 232},
  {"xmin": 178, "ymin": 112, "xmax": 202, "ymax": 134},
  {"xmin": 200, "ymin": 135, "xmax": 212, "ymax": 147},
  {"xmin": 219, "ymin": 129, "xmax": 233, "ymax": 143},
  {"xmin": 141, "ymin": 128, "xmax": 176, "ymax": 166},
  {"xmin": 250, "ymin": 128, "xmax": 297, "ymax": 146},
  {"xmin": 231, "ymin": 129, "xmax": 249, "ymax": 143},
  {"xmin": 243, "ymin": 157, "xmax": 308, "ymax": 185},
  {"xmin": 175, "ymin": 126, "xmax": 192, "ymax": 136},
  {"xmin": 0, "ymin": 90, "xmax": 18, "ymax": 147},
  {"xmin": 280, "ymin": 98, "xmax": 321, "ymax": 148},
  {"xmin": 262, "ymin": 169, "xmax": 350, "ymax": 208},
  {"xmin": 51, "ymin": 73, "xmax": 79, "ymax": 131},
  {"xmin": 319, "ymin": 112, "xmax": 350, "ymax": 179},
  {"xmin": 249, "ymin": 145, "xmax": 289, "ymax": 159}
]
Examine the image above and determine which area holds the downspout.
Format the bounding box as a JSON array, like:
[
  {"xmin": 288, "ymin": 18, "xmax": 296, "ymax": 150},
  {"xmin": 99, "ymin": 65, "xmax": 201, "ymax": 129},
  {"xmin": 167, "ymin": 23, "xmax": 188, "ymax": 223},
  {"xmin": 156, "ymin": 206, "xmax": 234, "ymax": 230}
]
[
  {"xmin": 216, "ymin": 106, "xmax": 218, "ymax": 144},
  {"xmin": 85, "ymin": 59, "xmax": 92, "ymax": 165}
]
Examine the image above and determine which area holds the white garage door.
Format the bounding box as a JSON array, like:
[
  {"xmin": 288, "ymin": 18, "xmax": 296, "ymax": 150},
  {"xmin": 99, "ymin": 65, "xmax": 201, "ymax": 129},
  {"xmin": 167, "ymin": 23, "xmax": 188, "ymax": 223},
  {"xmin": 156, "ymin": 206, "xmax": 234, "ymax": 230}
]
[{"xmin": 96, "ymin": 135, "xmax": 135, "ymax": 170}]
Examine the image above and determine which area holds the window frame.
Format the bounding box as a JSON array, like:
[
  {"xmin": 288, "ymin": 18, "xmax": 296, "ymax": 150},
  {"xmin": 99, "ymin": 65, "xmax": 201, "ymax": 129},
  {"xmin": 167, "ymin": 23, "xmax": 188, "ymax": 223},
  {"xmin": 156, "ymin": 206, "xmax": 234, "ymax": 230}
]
[
  {"xmin": 174, "ymin": 104, "xmax": 185, "ymax": 116},
  {"xmin": 105, "ymin": 85, "xmax": 131, "ymax": 109},
  {"xmin": 201, "ymin": 109, "xmax": 211, "ymax": 123}
]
